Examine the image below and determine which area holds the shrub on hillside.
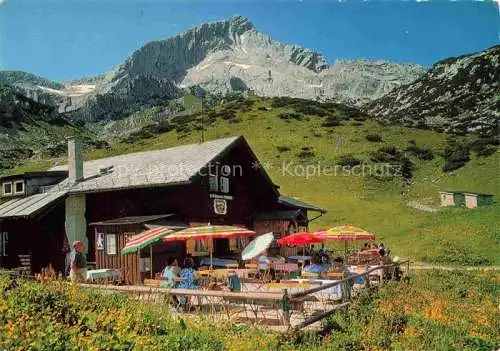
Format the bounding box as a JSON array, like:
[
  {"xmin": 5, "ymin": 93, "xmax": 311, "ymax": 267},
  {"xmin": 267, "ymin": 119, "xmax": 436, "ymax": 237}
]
[
  {"xmin": 337, "ymin": 154, "xmax": 361, "ymax": 168},
  {"xmin": 365, "ymin": 134, "xmax": 382, "ymax": 142},
  {"xmin": 406, "ymin": 145, "xmax": 434, "ymax": 160},
  {"xmin": 294, "ymin": 104, "xmax": 328, "ymax": 117},
  {"xmin": 370, "ymin": 145, "xmax": 400, "ymax": 163},
  {"xmin": 398, "ymin": 156, "xmax": 414, "ymax": 179},
  {"xmin": 379, "ymin": 145, "xmax": 399, "ymax": 155},
  {"xmin": 297, "ymin": 146, "xmax": 315, "ymax": 158},
  {"xmin": 219, "ymin": 109, "xmax": 237, "ymax": 120},
  {"xmin": 475, "ymin": 145, "xmax": 497, "ymax": 157},
  {"xmin": 370, "ymin": 146, "xmax": 413, "ymax": 179},
  {"xmin": 469, "ymin": 137, "xmax": 499, "ymax": 157},
  {"xmin": 276, "ymin": 146, "xmax": 291, "ymax": 153},
  {"xmin": 442, "ymin": 142, "xmax": 470, "ymax": 172},
  {"xmin": 278, "ymin": 112, "xmax": 304, "ymax": 121},
  {"xmin": 322, "ymin": 116, "xmax": 342, "ymax": 127}
]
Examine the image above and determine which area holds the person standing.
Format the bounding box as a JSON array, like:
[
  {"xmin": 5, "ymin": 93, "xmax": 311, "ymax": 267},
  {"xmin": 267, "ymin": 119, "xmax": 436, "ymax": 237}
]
[
  {"xmin": 69, "ymin": 241, "xmax": 87, "ymax": 283},
  {"xmin": 378, "ymin": 244, "xmax": 386, "ymax": 257}
]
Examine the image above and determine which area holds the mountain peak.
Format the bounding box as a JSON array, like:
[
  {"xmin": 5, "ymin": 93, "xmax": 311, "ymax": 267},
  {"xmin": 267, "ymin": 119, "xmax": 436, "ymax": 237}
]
[{"xmin": 226, "ymin": 15, "xmax": 254, "ymax": 33}]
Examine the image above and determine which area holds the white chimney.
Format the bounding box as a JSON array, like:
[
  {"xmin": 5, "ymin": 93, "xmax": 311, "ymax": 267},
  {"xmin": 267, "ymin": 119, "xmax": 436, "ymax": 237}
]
[{"xmin": 67, "ymin": 137, "xmax": 83, "ymax": 183}]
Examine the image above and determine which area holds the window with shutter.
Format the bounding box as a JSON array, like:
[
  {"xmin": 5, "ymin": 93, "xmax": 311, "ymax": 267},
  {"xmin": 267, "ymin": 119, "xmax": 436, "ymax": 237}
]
[
  {"xmin": 220, "ymin": 176, "xmax": 229, "ymax": 193},
  {"xmin": 209, "ymin": 175, "xmax": 218, "ymax": 192}
]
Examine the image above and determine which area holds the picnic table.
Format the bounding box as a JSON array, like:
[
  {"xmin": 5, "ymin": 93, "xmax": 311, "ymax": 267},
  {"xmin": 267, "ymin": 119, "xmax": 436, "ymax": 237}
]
[
  {"xmin": 272, "ymin": 262, "xmax": 299, "ymax": 274},
  {"xmin": 264, "ymin": 278, "xmax": 343, "ymax": 299},
  {"xmin": 86, "ymin": 268, "xmax": 122, "ymax": 282},
  {"xmin": 197, "ymin": 268, "xmax": 256, "ymax": 279}
]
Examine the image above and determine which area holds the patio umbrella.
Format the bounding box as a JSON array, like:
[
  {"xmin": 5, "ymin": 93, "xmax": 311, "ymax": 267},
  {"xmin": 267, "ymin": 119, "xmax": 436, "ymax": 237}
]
[
  {"xmin": 277, "ymin": 231, "xmax": 325, "ymax": 261},
  {"xmin": 241, "ymin": 232, "xmax": 274, "ymax": 261},
  {"xmin": 314, "ymin": 225, "xmax": 375, "ymax": 260},
  {"xmin": 163, "ymin": 225, "xmax": 256, "ymax": 268},
  {"xmin": 121, "ymin": 226, "xmax": 176, "ymax": 278},
  {"xmin": 276, "ymin": 232, "xmax": 325, "ymax": 246}
]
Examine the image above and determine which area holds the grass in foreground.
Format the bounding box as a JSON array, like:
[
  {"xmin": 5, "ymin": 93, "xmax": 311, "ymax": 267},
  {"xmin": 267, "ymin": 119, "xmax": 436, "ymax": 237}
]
[{"xmin": 0, "ymin": 270, "xmax": 498, "ymax": 350}]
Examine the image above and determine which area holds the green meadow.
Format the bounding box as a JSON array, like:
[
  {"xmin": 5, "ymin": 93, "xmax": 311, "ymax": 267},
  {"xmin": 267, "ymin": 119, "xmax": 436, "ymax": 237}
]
[{"xmin": 12, "ymin": 96, "xmax": 500, "ymax": 265}]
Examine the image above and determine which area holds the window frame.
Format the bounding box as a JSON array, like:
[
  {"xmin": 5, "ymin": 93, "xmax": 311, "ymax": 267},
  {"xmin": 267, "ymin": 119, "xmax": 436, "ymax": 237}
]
[
  {"xmin": 13, "ymin": 180, "xmax": 25, "ymax": 195},
  {"xmin": 208, "ymin": 175, "xmax": 218, "ymax": 192},
  {"xmin": 2, "ymin": 182, "xmax": 13, "ymax": 196},
  {"xmin": 219, "ymin": 176, "xmax": 230, "ymax": 194},
  {"xmin": 105, "ymin": 233, "xmax": 117, "ymax": 255}
]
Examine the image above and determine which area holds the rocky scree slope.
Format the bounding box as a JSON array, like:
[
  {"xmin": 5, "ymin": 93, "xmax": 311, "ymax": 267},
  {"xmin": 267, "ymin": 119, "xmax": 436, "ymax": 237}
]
[
  {"xmin": 0, "ymin": 85, "xmax": 98, "ymax": 173},
  {"xmin": 365, "ymin": 45, "xmax": 500, "ymax": 135},
  {"xmin": 70, "ymin": 15, "xmax": 423, "ymax": 121}
]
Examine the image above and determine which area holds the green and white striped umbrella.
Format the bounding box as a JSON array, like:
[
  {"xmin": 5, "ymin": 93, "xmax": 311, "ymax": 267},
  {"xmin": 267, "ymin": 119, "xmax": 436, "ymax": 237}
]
[{"xmin": 121, "ymin": 226, "xmax": 175, "ymax": 255}]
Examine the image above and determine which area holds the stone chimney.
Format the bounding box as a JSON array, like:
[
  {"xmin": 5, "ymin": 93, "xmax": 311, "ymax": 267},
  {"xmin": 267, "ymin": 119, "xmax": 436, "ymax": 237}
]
[{"xmin": 67, "ymin": 137, "xmax": 83, "ymax": 183}]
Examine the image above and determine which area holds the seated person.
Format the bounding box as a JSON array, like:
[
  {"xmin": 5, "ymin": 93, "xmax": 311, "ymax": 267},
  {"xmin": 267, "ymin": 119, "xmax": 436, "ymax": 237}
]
[
  {"xmin": 303, "ymin": 254, "xmax": 324, "ymax": 273},
  {"xmin": 360, "ymin": 243, "xmax": 370, "ymax": 251},
  {"xmin": 177, "ymin": 257, "xmax": 199, "ymax": 289},
  {"xmin": 227, "ymin": 270, "xmax": 242, "ymax": 292},
  {"xmin": 320, "ymin": 253, "xmax": 331, "ymax": 270},
  {"xmin": 333, "ymin": 256, "xmax": 365, "ymax": 285},
  {"xmin": 331, "ymin": 257, "xmax": 349, "ymax": 273},
  {"xmin": 256, "ymin": 251, "xmax": 276, "ymax": 280},
  {"xmin": 160, "ymin": 258, "xmax": 180, "ymax": 288},
  {"xmin": 258, "ymin": 251, "xmax": 271, "ymax": 271}
]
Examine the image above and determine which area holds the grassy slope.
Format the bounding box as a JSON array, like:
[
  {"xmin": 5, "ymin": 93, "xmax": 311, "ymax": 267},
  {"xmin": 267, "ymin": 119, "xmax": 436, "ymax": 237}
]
[{"xmin": 15, "ymin": 97, "xmax": 500, "ymax": 264}]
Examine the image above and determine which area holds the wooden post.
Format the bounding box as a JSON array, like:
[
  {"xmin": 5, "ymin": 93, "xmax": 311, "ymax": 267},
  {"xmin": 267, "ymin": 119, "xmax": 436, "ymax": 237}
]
[
  {"xmin": 210, "ymin": 245, "xmax": 213, "ymax": 270},
  {"xmin": 0, "ymin": 219, "xmax": 3, "ymax": 268},
  {"xmin": 149, "ymin": 246, "xmax": 153, "ymax": 279},
  {"xmin": 344, "ymin": 241, "xmax": 348, "ymax": 262},
  {"xmin": 364, "ymin": 273, "xmax": 371, "ymax": 290},
  {"xmin": 378, "ymin": 261, "xmax": 384, "ymax": 285},
  {"xmin": 279, "ymin": 288, "xmax": 291, "ymax": 327}
]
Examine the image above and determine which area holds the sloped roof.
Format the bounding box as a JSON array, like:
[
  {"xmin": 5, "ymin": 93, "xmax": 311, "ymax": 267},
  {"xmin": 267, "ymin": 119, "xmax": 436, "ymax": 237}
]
[
  {"xmin": 50, "ymin": 136, "xmax": 241, "ymax": 194},
  {"xmin": 0, "ymin": 191, "xmax": 67, "ymax": 219},
  {"xmin": 89, "ymin": 214, "xmax": 176, "ymax": 226},
  {"xmin": 254, "ymin": 210, "xmax": 305, "ymax": 221},
  {"xmin": 439, "ymin": 190, "xmax": 494, "ymax": 196},
  {"xmin": 278, "ymin": 195, "xmax": 327, "ymax": 213}
]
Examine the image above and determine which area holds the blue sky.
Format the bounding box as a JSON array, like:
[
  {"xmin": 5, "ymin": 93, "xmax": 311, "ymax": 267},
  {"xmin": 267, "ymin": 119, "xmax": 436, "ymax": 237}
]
[{"xmin": 1, "ymin": 0, "xmax": 498, "ymax": 80}]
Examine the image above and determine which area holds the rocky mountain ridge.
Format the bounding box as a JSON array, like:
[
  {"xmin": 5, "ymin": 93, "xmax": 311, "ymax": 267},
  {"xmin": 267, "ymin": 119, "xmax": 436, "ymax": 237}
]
[
  {"xmin": 94, "ymin": 15, "xmax": 422, "ymax": 117},
  {"xmin": 0, "ymin": 85, "xmax": 98, "ymax": 172},
  {"xmin": 9, "ymin": 15, "xmax": 422, "ymax": 122},
  {"xmin": 365, "ymin": 45, "xmax": 500, "ymax": 134},
  {"xmin": 2, "ymin": 16, "xmax": 497, "ymax": 133}
]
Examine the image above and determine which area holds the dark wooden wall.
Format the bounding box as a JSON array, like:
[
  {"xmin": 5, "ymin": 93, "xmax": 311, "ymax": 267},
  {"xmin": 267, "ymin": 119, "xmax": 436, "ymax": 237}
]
[
  {"xmin": 0, "ymin": 201, "xmax": 66, "ymax": 274},
  {"xmin": 93, "ymin": 224, "xmax": 141, "ymax": 284}
]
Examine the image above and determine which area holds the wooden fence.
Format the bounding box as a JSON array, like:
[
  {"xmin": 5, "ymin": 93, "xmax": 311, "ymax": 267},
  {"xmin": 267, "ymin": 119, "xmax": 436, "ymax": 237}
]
[{"xmin": 78, "ymin": 260, "xmax": 410, "ymax": 330}]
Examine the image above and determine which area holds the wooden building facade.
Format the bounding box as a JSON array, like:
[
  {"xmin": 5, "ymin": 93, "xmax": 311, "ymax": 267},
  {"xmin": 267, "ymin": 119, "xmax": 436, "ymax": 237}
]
[{"xmin": 0, "ymin": 136, "xmax": 326, "ymax": 279}]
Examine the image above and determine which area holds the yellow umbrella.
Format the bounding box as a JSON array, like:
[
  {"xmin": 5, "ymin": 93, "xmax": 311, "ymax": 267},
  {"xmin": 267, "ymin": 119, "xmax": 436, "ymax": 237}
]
[{"xmin": 314, "ymin": 225, "xmax": 375, "ymax": 259}]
